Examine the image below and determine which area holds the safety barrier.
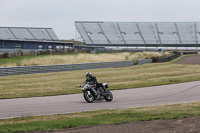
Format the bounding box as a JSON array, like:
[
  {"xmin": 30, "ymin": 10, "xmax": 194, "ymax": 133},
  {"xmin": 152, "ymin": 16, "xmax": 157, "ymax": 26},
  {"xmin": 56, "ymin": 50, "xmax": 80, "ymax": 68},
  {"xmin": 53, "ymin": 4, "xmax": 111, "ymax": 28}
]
[
  {"xmin": 0, "ymin": 54, "xmax": 181, "ymax": 77},
  {"xmin": 0, "ymin": 60, "xmax": 133, "ymax": 76},
  {"xmin": 137, "ymin": 59, "xmax": 153, "ymax": 64},
  {"xmin": 152, "ymin": 53, "xmax": 181, "ymax": 63}
]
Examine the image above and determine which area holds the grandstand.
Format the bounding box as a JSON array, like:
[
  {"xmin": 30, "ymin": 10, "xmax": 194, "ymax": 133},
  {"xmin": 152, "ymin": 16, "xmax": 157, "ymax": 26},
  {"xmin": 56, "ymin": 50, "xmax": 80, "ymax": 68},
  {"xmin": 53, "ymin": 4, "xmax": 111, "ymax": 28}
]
[
  {"xmin": 0, "ymin": 27, "xmax": 58, "ymax": 41},
  {"xmin": 75, "ymin": 21, "xmax": 200, "ymax": 50},
  {"xmin": 0, "ymin": 27, "xmax": 73, "ymax": 51}
]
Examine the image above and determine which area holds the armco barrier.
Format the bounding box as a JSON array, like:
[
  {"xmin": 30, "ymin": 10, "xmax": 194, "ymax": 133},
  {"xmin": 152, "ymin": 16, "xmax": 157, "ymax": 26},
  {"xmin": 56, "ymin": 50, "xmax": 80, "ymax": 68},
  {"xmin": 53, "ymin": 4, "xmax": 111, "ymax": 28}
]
[
  {"xmin": 0, "ymin": 60, "xmax": 133, "ymax": 76},
  {"xmin": 137, "ymin": 59, "xmax": 153, "ymax": 65},
  {"xmin": 137, "ymin": 53, "xmax": 181, "ymax": 64},
  {"xmin": 152, "ymin": 53, "xmax": 181, "ymax": 63}
]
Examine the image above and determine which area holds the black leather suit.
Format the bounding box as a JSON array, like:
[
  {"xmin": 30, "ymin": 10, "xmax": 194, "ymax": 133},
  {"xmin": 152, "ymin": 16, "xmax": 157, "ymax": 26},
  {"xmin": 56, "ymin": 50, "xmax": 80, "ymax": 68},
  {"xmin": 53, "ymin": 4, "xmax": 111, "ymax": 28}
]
[{"xmin": 85, "ymin": 76, "xmax": 104, "ymax": 89}]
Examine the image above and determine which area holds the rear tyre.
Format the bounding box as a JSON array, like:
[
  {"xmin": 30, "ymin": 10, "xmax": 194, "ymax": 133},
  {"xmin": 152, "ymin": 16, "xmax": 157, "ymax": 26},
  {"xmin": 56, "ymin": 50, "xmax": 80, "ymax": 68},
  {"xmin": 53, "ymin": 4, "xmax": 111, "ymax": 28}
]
[
  {"xmin": 104, "ymin": 90, "xmax": 113, "ymax": 102},
  {"xmin": 83, "ymin": 91, "xmax": 95, "ymax": 103}
]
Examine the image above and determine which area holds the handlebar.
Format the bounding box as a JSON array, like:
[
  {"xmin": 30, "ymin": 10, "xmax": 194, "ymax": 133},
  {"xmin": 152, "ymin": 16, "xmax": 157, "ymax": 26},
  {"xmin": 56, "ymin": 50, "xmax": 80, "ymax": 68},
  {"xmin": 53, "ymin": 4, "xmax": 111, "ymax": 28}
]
[{"xmin": 84, "ymin": 82, "xmax": 96, "ymax": 86}]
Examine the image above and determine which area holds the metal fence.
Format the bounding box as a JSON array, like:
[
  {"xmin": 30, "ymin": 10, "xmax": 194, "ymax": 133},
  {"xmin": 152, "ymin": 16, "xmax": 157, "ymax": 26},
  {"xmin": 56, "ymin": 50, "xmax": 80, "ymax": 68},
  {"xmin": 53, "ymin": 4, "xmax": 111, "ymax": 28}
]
[{"xmin": 0, "ymin": 60, "xmax": 133, "ymax": 76}]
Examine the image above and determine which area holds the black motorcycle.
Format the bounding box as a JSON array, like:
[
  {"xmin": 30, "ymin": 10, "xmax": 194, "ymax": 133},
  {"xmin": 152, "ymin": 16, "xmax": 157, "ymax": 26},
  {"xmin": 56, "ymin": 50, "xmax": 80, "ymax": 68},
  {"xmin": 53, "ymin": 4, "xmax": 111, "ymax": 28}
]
[{"xmin": 80, "ymin": 82, "xmax": 113, "ymax": 103}]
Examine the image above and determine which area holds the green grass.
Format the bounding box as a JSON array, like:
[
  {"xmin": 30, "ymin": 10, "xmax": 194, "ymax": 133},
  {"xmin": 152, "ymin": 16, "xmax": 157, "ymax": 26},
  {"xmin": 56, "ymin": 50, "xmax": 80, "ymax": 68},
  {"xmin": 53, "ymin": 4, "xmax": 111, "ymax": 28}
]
[
  {"xmin": 0, "ymin": 55, "xmax": 200, "ymax": 133},
  {"xmin": 0, "ymin": 53, "xmax": 80, "ymax": 67},
  {"xmin": 0, "ymin": 102, "xmax": 200, "ymax": 133},
  {"xmin": 0, "ymin": 55, "xmax": 36, "ymax": 66},
  {"xmin": 1, "ymin": 55, "xmax": 200, "ymax": 99}
]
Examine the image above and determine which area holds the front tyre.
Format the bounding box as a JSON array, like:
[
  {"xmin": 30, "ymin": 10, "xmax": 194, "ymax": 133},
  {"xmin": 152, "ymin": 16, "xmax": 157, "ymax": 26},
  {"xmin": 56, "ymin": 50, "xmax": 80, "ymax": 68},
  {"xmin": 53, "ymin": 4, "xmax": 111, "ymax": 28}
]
[
  {"xmin": 83, "ymin": 91, "xmax": 95, "ymax": 103},
  {"xmin": 104, "ymin": 90, "xmax": 113, "ymax": 102}
]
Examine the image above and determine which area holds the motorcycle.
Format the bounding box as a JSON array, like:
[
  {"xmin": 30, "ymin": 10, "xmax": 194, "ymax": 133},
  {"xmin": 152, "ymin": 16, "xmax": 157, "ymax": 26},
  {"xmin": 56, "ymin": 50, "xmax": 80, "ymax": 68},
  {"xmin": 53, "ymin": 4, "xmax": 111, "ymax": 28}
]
[{"xmin": 80, "ymin": 82, "xmax": 113, "ymax": 103}]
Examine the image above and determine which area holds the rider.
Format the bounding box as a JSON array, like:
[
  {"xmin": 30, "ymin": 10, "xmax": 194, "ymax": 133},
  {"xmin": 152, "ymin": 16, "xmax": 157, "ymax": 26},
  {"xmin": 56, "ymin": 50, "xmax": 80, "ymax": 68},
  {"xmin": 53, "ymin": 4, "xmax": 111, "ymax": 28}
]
[{"xmin": 85, "ymin": 72, "xmax": 106, "ymax": 92}]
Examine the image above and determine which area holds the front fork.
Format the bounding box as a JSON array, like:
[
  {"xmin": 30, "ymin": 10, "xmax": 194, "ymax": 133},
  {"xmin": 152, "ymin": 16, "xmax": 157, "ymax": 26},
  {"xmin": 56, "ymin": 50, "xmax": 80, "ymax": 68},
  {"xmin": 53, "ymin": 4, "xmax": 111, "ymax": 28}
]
[{"xmin": 91, "ymin": 88, "xmax": 98, "ymax": 96}]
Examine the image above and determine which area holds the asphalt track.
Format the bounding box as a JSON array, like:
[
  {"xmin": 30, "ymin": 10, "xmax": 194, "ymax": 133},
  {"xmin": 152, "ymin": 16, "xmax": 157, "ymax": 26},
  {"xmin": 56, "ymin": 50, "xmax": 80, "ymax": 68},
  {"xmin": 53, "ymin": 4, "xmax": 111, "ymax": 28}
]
[{"xmin": 1, "ymin": 81, "xmax": 200, "ymax": 119}]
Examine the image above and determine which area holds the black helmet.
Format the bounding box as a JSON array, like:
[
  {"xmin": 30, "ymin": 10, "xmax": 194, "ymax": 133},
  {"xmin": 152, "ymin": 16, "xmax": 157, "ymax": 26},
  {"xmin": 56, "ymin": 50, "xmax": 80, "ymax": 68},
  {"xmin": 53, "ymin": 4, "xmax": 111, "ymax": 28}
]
[{"xmin": 86, "ymin": 72, "xmax": 92, "ymax": 79}]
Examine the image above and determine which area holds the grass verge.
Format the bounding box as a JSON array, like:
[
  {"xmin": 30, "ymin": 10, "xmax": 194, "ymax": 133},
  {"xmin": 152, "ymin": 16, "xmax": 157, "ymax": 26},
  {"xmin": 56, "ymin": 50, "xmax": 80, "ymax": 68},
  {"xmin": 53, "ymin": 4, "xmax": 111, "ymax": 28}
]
[
  {"xmin": 1, "ymin": 55, "xmax": 200, "ymax": 99},
  {"xmin": 0, "ymin": 102, "xmax": 200, "ymax": 133},
  {"xmin": 0, "ymin": 52, "xmax": 171, "ymax": 67}
]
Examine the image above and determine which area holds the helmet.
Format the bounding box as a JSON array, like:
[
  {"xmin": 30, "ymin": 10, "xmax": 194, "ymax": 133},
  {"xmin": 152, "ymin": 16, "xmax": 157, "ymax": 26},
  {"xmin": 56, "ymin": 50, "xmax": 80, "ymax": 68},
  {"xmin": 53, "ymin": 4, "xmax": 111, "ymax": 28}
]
[{"xmin": 86, "ymin": 72, "xmax": 92, "ymax": 79}]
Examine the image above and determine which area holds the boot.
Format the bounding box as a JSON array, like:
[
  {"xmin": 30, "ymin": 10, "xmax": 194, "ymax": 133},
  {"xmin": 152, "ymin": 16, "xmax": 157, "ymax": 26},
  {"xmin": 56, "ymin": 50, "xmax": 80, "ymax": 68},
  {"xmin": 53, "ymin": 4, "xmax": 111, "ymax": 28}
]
[{"xmin": 103, "ymin": 87, "xmax": 106, "ymax": 93}]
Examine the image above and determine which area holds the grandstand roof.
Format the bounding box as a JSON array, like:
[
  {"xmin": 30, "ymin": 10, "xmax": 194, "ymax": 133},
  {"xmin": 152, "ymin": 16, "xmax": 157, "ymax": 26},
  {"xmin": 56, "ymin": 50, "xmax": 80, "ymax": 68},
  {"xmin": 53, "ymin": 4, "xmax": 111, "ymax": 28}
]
[
  {"xmin": 75, "ymin": 21, "xmax": 200, "ymax": 46},
  {"xmin": 0, "ymin": 27, "xmax": 59, "ymax": 41}
]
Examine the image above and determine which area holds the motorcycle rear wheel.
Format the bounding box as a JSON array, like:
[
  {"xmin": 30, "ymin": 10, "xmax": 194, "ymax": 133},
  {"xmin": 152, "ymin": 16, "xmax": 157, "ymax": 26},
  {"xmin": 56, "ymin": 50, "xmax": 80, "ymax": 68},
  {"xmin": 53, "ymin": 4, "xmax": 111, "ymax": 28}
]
[
  {"xmin": 83, "ymin": 91, "xmax": 95, "ymax": 103},
  {"xmin": 104, "ymin": 90, "xmax": 113, "ymax": 102}
]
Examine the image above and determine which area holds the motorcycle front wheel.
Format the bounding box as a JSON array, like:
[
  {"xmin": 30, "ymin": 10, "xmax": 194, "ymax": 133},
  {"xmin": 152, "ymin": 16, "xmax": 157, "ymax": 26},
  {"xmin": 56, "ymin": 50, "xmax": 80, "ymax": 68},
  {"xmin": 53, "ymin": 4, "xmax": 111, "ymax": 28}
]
[
  {"xmin": 104, "ymin": 90, "xmax": 113, "ymax": 102},
  {"xmin": 83, "ymin": 91, "xmax": 95, "ymax": 103}
]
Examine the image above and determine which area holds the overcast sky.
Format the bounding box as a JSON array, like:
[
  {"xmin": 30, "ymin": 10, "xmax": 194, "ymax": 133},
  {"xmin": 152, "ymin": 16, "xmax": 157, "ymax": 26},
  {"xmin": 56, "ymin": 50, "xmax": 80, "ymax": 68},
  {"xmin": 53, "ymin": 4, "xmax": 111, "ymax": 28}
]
[{"xmin": 1, "ymin": 0, "xmax": 200, "ymax": 40}]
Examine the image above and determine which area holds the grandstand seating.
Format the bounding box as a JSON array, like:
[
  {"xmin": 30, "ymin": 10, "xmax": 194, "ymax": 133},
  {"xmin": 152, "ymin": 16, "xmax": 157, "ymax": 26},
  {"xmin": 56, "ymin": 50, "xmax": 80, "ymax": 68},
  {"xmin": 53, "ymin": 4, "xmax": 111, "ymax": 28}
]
[
  {"xmin": 0, "ymin": 27, "xmax": 59, "ymax": 41},
  {"xmin": 75, "ymin": 21, "xmax": 200, "ymax": 47}
]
